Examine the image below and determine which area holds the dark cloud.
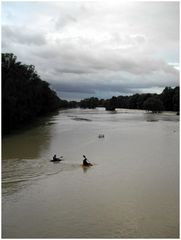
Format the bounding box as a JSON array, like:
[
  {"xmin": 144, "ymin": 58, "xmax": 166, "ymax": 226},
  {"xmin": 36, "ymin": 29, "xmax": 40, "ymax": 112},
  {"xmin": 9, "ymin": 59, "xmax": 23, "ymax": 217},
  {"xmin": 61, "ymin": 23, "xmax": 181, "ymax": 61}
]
[
  {"xmin": 1, "ymin": 1, "xmax": 179, "ymax": 100},
  {"xmin": 52, "ymin": 81, "xmax": 95, "ymax": 94},
  {"xmin": 52, "ymin": 81, "xmax": 136, "ymax": 100},
  {"xmin": 50, "ymin": 69, "xmax": 179, "ymax": 97},
  {"xmin": 54, "ymin": 67, "xmax": 92, "ymax": 75}
]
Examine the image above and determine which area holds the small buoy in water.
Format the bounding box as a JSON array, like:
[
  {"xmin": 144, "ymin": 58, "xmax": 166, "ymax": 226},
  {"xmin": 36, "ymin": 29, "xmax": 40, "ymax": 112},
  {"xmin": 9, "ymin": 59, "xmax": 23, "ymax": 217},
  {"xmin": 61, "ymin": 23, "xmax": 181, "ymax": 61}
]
[{"xmin": 98, "ymin": 134, "xmax": 104, "ymax": 138}]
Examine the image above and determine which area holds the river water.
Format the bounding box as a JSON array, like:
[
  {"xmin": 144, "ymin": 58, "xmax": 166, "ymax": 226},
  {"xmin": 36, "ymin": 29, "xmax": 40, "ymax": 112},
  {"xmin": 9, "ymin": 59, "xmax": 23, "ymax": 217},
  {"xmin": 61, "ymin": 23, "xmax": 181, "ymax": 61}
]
[{"xmin": 2, "ymin": 108, "xmax": 179, "ymax": 238}]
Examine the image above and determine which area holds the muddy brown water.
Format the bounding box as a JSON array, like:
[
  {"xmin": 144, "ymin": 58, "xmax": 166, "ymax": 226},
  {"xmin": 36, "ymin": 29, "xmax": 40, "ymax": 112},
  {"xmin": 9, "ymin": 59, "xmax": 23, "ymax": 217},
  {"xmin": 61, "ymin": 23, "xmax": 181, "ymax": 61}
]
[{"xmin": 2, "ymin": 108, "xmax": 179, "ymax": 238}]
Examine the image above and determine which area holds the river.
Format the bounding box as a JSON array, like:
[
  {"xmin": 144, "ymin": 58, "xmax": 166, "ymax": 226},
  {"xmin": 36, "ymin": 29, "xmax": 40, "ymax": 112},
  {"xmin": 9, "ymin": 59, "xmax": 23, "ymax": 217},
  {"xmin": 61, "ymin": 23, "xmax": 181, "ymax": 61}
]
[{"xmin": 2, "ymin": 108, "xmax": 179, "ymax": 238}]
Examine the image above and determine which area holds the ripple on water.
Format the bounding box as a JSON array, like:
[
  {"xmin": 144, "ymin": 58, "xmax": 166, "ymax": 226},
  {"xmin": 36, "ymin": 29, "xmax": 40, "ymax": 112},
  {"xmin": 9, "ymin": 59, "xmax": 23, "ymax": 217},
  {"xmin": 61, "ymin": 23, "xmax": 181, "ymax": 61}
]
[{"xmin": 2, "ymin": 158, "xmax": 82, "ymax": 196}]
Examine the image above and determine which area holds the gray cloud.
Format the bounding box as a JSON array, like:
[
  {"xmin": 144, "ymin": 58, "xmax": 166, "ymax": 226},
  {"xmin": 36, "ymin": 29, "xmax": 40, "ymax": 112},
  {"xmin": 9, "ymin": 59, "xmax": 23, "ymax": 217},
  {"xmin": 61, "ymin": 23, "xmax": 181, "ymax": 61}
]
[
  {"xmin": 1, "ymin": 1, "xmax": 179, "ymax": 100},
  {"xmin": 55, "ymin": 15, "xmax": 77, "ymax": 30},
  {"xmin": 50, "ymin": 68, "xmax": 179, "ymax": 98},
  {"xmin": 2, "ymin": 25, "xmax": 46, "ymax": 46},
  {"xmin": 29, "ymin": 39, "xmax": 178, "ymax": 76}
]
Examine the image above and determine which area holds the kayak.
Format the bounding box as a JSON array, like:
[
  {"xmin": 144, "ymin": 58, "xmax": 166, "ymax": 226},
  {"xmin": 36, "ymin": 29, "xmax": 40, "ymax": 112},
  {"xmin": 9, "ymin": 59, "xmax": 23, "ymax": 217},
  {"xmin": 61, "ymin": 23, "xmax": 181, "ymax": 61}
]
[
  {"xmin": 50, "ymin": 158, "xmax": 62, "ymax": 162},
  {"xmin": 82, "ymin": 163, "xmax": 93, "ymax": 167}
]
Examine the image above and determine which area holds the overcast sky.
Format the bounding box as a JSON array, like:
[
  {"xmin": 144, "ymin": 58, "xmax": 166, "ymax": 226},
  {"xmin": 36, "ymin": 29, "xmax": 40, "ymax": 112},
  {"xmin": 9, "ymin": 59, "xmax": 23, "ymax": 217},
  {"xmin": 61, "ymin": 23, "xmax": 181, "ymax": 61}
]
[{"xmin": 2, "ymin": 1, "xmax": 180, "ymax": 100}]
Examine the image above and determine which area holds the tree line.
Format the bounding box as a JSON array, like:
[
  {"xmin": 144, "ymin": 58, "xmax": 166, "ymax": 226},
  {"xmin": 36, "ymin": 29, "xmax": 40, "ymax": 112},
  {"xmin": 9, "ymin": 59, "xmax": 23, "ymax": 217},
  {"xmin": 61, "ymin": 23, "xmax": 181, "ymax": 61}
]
[
  {"xmin": 2, "ymin": 53, "xmax": 179, "ymax": 135},
  {"xmin": 79, "ymin": 87, "xmax": 179, "ymax": 113},
  {"xmin": 2, "ymin": 53, "xmax": 77, "ymax": 135}
]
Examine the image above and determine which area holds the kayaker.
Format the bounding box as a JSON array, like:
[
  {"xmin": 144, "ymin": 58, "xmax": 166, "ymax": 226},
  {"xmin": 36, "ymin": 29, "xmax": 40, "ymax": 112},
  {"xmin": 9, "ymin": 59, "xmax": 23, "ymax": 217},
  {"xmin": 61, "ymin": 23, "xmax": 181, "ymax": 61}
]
[{"xmin": 83, "ymin": 155, "xmax": 92, "ymax": 166}]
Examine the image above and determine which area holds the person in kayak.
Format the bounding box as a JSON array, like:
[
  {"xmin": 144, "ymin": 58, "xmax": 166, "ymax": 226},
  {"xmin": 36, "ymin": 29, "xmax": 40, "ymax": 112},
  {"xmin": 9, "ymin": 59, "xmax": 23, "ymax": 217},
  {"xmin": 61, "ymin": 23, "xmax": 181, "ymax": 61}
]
[
  {"xmin": 52, "ymin": 154, "xmax": 63, "ymax": 161},
  {"xmin": 83, "ymin": 155, "xmax": 92, "ymax": 166}
]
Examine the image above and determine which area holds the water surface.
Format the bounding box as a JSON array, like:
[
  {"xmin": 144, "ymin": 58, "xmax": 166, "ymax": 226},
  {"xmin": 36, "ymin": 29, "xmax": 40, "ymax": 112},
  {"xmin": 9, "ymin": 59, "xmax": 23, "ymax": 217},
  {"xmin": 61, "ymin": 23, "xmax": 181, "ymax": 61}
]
[{"xmin": 2, "ymin": 108, "xmax": 179, "ymax": 238}]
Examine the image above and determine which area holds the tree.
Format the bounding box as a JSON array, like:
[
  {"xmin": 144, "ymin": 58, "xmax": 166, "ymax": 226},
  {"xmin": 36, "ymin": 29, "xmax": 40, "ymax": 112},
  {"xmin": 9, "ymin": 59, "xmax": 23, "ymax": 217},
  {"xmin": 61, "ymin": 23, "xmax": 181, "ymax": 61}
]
[
  {"xmin": 143, "ymin": 97, "xmax": 164, "ymax": 113},
  {"xmin": 78, "ymin": 87, "xmax": 179, "ymax": 112},
  {"xmin": 137, "ymin": 93, "xmax": 152, "ymax": 109},
  {"xmin": 161, "ymin": 87, "xmax": 174, "ymax": 111},
  {"xmin": 2, "ymin": 53, "xmax": 67, "ymax": 134},
  {"xmin": 105, "ymin": 96, "xmax": 117, "ymax": 111},
  {"xmin": 172, "ymin": 87, "xmax": 179, "ymax": 113},
  {"xmin": 128, "ymin": 94, "xmax": 140, "ymax": 109},
  {"xmin": 80, "ymin": 97, "xmax": 99, "ymax": 109},
  {"xmin": 117, "ymin": 95, "xmax": 129, "ymax": 108}
]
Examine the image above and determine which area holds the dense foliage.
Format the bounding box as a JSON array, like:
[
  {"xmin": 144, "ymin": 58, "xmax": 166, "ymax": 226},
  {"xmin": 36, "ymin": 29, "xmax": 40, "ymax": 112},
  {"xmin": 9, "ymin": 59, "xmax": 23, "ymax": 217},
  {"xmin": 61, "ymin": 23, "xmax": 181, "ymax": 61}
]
[
  {"xmin": 143, "ymin": 97, "xmax": 164, "ymax": 113},
  {"xmin": 2, "ymin": 53, "xmax": 70, "ymax": 134},
  {"xmin": 79, "ymin": 87, "xmax": 179, "ymax": 113},
  {"xmin": 79, "ymin": 97, "xmax": 99, "ymax": 109}
]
